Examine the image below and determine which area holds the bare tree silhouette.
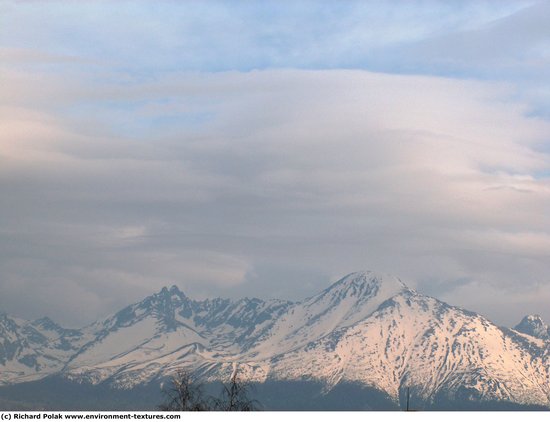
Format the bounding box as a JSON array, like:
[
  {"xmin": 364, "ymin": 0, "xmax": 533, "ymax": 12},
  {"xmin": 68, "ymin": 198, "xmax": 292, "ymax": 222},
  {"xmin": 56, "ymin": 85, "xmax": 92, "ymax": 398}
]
[
  {"xmin": 158, "ymin": 368, "xmax": 260, "ymax": 411},
  {"xmin": 213, "ymin": 370, "xmax": 259, "ymax": 411},
  {"xmin": 158, "ymin": 370, "xmax": 209, "ymax": 411}
]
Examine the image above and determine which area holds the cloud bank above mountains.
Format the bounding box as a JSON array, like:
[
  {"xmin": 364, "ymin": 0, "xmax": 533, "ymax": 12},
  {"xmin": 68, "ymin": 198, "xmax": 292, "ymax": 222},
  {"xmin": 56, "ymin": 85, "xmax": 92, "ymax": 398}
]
[{"xmin": 1, "ymin": 1, "xmax": 549, "ymax": 326}]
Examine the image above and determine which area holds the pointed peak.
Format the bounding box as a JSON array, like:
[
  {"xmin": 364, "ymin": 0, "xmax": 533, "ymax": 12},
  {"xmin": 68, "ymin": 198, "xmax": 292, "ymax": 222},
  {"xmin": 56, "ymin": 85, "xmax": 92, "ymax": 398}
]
[
  {"xmin": 158, "ymin": 284, "xmax": 185, "ymax": 295},
  {"xmin": 31, "ymin": 316, "xmax": 66, "ymax": 332},
  {"xmin": 155, "ymin": 285, "xmax": 188, "ymax": 303},
  {"xmin": 169, "ymin": 284, "xmax": 182, "ymax": 294},
  {"xmin": 34, "ymin": 316, "xmax": 54, "ymax": 323},
  {"xmin": 32, "ymin": 316, "xmax": 56, "ymax": 326},
  {"xmin": 518, "ymin": 314, "xmax": 547, "ymax": 326},
  {"xmin": 514, "ymin": 314, "xmax": 549, "ymax": 339},
  {"xmin": 524, "ymin": 314, "xmax": 545, "ymax": 322},
  {"xmin": 313, "ymin": 270, "xmax": 409, "ymax": 306},
  {"xmin": 334, "ymin": 270, "xmax": 408, "ymax": 290}
]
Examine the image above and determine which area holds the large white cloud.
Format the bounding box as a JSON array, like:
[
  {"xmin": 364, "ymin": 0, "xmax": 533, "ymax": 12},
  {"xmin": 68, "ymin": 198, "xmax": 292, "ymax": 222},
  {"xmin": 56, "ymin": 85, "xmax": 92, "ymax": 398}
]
[{"xmin": 0, "ymin": 66, "xmax": 549, "ymax": 326}]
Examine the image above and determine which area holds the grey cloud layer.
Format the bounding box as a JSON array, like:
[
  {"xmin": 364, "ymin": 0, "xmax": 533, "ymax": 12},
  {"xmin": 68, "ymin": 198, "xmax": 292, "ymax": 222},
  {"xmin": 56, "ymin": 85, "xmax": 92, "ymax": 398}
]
[{"xmin": 1, "ymin": 68, "xmax": 549, "ymax": 326}]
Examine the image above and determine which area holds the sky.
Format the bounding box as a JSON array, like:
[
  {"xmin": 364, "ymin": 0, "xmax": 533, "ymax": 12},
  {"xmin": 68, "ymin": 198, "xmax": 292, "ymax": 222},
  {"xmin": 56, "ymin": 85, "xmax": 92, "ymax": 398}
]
[{"xmin": 1, "ymin": 0, "xmax": 549, "ymax": 327}]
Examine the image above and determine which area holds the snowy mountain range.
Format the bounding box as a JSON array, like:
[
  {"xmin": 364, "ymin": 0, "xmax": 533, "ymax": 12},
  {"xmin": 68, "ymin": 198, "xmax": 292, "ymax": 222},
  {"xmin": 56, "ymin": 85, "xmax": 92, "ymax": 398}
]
[{"xmin": 1, "ymin": 271, "xmax": 549, "ymax": 409}]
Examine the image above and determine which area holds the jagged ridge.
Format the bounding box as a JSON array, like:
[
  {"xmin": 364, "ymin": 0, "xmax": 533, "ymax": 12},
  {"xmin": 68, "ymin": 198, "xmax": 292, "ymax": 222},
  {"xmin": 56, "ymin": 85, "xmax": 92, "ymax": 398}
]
[{"xmin": 1, "ymin": 271, "xmax": 549, "ymax": 409}]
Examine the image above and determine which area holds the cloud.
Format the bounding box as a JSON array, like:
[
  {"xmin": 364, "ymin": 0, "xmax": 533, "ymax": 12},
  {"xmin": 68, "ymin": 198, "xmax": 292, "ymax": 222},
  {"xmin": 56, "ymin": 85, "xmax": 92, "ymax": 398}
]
[
  {"xmin": 0, "ymin": 66, "xmax": 549, "ymax": 326},
  {"xmin": 0, "ymin": 1, "xmax": 533, "ymax": 72},
  {"xmin": 391, "ymin": 1, "xmax": 550, "ymax": 67},
  {"xmin": 366, "ymin": 1, "xmax": 550, "ymax": 117}
]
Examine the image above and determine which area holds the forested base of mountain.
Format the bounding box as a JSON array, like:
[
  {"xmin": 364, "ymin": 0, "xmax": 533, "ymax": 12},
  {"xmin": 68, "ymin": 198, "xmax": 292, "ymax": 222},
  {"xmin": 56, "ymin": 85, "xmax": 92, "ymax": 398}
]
[
  {"xmin": 0, "ymin": 377, "xmax": 161, "ymax": 411},
  {"xmin": 424, "ymin": 391, "xmax": 550, "ymax": 411},
  {"xmin": 0, "ymin": 376, "xmax": 548, "ymax": 411},
  {"xmin": 249, "ymin": 381, "xmax": 397, "ymax": 410}
]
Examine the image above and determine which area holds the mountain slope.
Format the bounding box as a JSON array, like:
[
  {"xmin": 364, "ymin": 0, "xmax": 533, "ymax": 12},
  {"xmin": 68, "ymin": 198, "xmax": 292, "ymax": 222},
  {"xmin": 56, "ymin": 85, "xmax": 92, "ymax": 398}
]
[
  {"xmin": 240, "ymin": 271, "xmax": 408, "ymax": 360},
  {"xmin": 262, "ymin": 290, "xmax": 549, "ymax": 407},
  {"xmin": 1, "ymin": 271, "xmax": 549, "ymax": 409},
  {"xmin": 0, "ymin": 314, "xmax": 86, "ymax": 384},
  {"xmin": 62, "ymin": 285, "xmax": 292, "ymax": 387}
]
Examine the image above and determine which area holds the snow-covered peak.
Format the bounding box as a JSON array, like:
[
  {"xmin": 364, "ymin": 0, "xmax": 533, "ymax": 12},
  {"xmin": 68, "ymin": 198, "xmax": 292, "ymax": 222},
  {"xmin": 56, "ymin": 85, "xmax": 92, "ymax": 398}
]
[
  {"xmin": 0, "ymin": 313, "xmax": 20, "ymax": 339},
  {"xmin": 157, "ymin": 284, "xmax": 188, "ymax": 300},
  {"xmin": 244, "ymin": 271, "xmax": 410, "ymax": 359},
  {"xmin": 303, "ymin": 271, "xmax": 409, "ymax": 317},
  {"xmin": 524, "ymin": 314, "xmax": 545, "ymax": 323},
  {"xmin": 514, "ymin": 314, "xmax": 550, "ymax": 339},
  {"xmin": 304, "ymin": 270, "xmax": 409, "ymax": 325},
  {"xmin": 130, "ymin": 284, "xmax": 190, "ymax": 316},
  {"xmin": 327, "ymin": 270, "xmax": 408, "ymax": 297},
  {"xmin": 31, "ymin": 317, "xmax": 62, "ymax": 331}
]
